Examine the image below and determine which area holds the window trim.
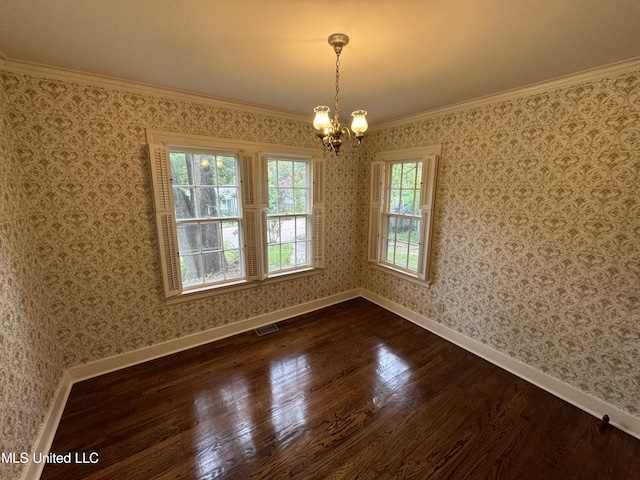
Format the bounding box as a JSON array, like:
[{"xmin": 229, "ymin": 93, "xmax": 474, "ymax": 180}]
[
  {"xmin": 369, "ymin": 145, "xmax": 441, "ymax": 285},
  {"xmin": 146, "ymin": 129, "xmax": 324, "ymax": 299}
]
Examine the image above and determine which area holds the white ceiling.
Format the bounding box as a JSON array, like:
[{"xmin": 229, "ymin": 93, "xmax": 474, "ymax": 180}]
[{"xmin": 2, "ymin": 0, "xmax": 640, "ymax": 124}]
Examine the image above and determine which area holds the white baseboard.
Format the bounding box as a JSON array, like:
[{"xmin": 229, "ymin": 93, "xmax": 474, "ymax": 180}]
[
  {"xmin": 26, "ymin": 289, "xmax": 359, "ymax": 479},
  {"xmin": 360, "ymin": 288, "xmax": 640, "ymax": 441},
  {"xmin": 22, "ymin": 371, "xmax": 73, "ymax": 480}
]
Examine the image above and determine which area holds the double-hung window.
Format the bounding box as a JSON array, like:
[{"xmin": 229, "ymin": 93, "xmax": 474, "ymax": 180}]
[
  {"xmin": 266, "ymin": 157, "xmax": 312, "ymax": 273},
  {"xmin": 369, "ymin": 146, "xmax": 440, "ymax": 283},
  {"xmin": 169, "ymin": 150, "xmax": 243, "ymax": 288},
  {"xmin": 147, "ymin": 131, "xmax": 324, "ymax": 298}
]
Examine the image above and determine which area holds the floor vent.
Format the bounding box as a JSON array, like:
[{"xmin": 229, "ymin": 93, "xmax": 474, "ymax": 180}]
[{"xmin": 255, "ymin": 324, "xmax": 279, "ymax": 336}]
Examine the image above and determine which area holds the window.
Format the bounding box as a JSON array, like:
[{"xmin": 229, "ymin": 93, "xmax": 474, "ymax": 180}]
[
  {"xmin": 369, "ymin": 146, "xmax": 440, "ymax": 283},
  {"xmin": 266, "ymin": 157, "xmax": 312, "ymax": 273},
  {"xmin": 147, "ymin": 131, "xmax": 324, "ymax": 298},
  {"xmin": 383, "ymin": 161, "xmax": 423, "ymax": 273}
]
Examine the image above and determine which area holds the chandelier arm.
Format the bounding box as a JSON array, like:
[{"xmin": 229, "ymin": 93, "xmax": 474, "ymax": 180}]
[{"xmin": 340, "ymin": 126, "xmax": 362, "ymax": 147}]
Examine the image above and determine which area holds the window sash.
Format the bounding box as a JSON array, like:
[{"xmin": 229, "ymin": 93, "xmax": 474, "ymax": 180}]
[
  {"xmin": 381, "ymin": 212, "xmax": 422, "ymax": 273},
  {"xmin": 176, "ymin": 218, "xmax": 244, "ymax": 289},
  {"xmin": 266, "ymin": 213, "xmax": 312, "ymax": 273}
]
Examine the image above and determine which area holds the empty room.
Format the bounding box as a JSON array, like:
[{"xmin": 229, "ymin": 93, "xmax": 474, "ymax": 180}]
[{"xmin": 1, "ymin": 1, "xmax": 640, "ymax": 479}]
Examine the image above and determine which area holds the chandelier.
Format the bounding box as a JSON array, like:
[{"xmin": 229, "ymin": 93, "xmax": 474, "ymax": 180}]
[{"xmin": 313, "ymin": 33, "xmax": 368, "ymax": 156}]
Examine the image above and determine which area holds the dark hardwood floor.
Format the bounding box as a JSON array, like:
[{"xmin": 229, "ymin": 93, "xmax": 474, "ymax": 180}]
[{"xmin": 41, "ymin": 298, "xmax": 640, "ymax": 479}]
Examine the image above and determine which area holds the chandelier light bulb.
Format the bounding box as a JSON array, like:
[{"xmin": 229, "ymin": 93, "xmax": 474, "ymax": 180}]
[
  {"xmin": 313, "ymin": 106, "xmax": 331, "ymax": 131},
  {"xmin": 351, "ymin": 110, "xmax": 368, "ymax": 136}
]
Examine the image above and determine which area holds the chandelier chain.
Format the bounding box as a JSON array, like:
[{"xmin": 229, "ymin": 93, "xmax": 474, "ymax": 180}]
[{"xmin": 334, "ymin": 51, "xmax": 341, "ymax": 124}]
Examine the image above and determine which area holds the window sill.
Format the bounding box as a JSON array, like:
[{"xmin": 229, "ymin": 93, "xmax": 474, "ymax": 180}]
[
  {"xmin": 370, "ymin": 263, "xmax": 431, "ymax": 288},
  {"xmin": 164, "ymin": 267, "xmax": 322, "ymax": 305}
]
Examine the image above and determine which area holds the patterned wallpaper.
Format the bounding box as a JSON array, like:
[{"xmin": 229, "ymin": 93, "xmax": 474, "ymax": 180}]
[
  {"xmin": 360, "ymin": 70, "xmax": 640, "ymax": 417},
  {"xmin": 0, "ymin": 71, "xmax": 64, "ymax": 480},
  {"xmin": 1, "ymin": 69, "xmax": 360, "ymax": 371}
]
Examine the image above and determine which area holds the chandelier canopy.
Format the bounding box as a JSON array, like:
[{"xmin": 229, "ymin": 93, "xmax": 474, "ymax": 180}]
[{"xmin": 313, "ymin": 33, "xmax": 368, "ymax": 156}]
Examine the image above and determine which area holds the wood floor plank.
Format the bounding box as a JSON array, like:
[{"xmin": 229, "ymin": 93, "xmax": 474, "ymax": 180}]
[{"xmin": 41, "ymin": 298, "xmax": 640, "ymax": 479}]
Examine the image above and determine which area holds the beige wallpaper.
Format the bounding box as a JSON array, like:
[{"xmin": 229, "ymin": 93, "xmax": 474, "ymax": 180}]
[
  {"xmin": 360, "ymin": 71, "xmax": 640, "ymax": 417},
  {"xmin": 2, "ymin": 70, "xmax": 360, "ymax": 371},
  {"xmin": 0, "ymin": 71, "xmax": 64, "ymax": 480}
]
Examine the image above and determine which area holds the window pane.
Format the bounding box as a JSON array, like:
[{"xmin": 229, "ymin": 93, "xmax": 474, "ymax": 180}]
[
  {"xmin": 267, "ymin": 160, "xmax": 278, "ymax": 188},
  {"xmin": 177, "ymin": 223, "xmax": 200, "ymax": 254},
  {"xmin": 194, "ymin": 155, "xmax": 216, "ymax": 185},
  {"xmin": 281, "ymin": 243, "xmax": 295, "ymax": 268},
  {"xmin": 217, "ymin": 156, "xmax": 237, "ymax": 186},
  {"xmin": 408, "ymin": 248, "xmax": 419, "ymax": 271},
  {"xmin": 296, "ymin": 241, "xmax": 309, "ymax": 265},
  {"xmin": 294, "ymin": 161, "xmax": 307, "ymax": 187},
  {"xmin": 388, "ymin": 188, "xmax": 401, "ymax": 213},
  {"xmin": 196, "ymin": 186, "xmax": 219, "ymax": 218},
  {"xmin": 395, "ymin": 241, "xmax": 410, "ymax": 268},
  {"xmin": 201, "ymin": 222, "xmax": 223, "ymax": 251},
  {"xmin": 173, "ymin": 187, "xmax": 196, "ymax": 219},
  {"xmin": 224, "ymin": 250, "xmax": 243, "ymax": 278},
  {"xmin": 397, "ymin": 217, "xmax": 410, "ymax": 233},
  {"xmin": 170, "ymin": 152, "xmax": 191, "ymax": 185},
  {"xmin": 218, "ymin": 187, "xmax": 239, "ymax": 217},
  {"xmin": 268, "ymin": 244, "xmax": 283, "ymax": 271},
  {"xmin": 278, "ymin": 161, "xmax": 293, "ymax": 187},
  {"xmin": 221, "ymin": 221, "xmax": 241, "ymax": 249},
  {"xmin": 387, "ymin": 216, "xmax": 399, "ymax": 240},
  {"xmin": 389, "ymin": 163, "xmax": 403, "ymax": 187},
  {"xmin": 278, "ymin": 188, "xmax": 294, "ymax": 214},
  {"xmin": 408, "ymin": 218, "xmax": 421, "ymax": 246},
  {"xmin": 293, "ymin": 188, "xmax": 308, "ymax": 214},
  {"xmin": 295, "ymin": 216, "xmax": 308, "ymax": 240},
  {"xmin": 385, "ymin": 239, "xmax": 395, "ymax": 263},
  {"xmin": 402, "ymin": 190, "xmax": 416, "ymax": 215},
  {"xmin": 181, "ymin": 254, "xmax": 202, "ymax": 287},
  {"xmin": 267, "ymin": 218, "xmax": 281, "ymax": 244},
  {"xmin": 203, "ymin": 251, "xmax": 225, "ymax": 282},
  {"xmin": 281, "ymin": 216, "xmax": 295, "ymax": 243},
  {"xmin": 401, "ymin": 162, "xmax": 419, "ymax": 188}
]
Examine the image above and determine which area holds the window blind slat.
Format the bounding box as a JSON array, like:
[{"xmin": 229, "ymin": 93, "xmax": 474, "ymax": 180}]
[
  {"xmin": 368, "ymin": 161, "xmax": 384, "ymax": 263},
  {"xmin": 148, "ymin": 144, "xmax": 182, "ymax": 296}
]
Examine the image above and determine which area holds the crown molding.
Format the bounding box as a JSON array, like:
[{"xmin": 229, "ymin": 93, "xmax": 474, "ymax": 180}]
[
  {"xmin": 372, "ymin": 56, "xmax": 640, "ymax": 131},
  {"xmin": 3, "ymin": 54, "xmax": 640, "ymax": 133},
  {"xmin": 0, "ymin": 57, "xmax": 311, "ymax": 123}
]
